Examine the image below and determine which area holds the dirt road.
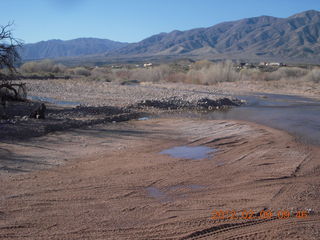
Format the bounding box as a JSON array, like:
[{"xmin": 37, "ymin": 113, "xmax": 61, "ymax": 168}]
[{"xmin": 0, "ymin": 118, "xmax": 319, "ymax": 239}]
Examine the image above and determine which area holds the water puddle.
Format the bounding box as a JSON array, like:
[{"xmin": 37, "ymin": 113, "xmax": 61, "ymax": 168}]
[
  {"xmin": 146, "ymin": 184, "xmax": 206, "ymax": 202},
  {"xmin": 160, "ymin": 146, "xmax": 216, "ymax": 160},
  {"xmin": 28, "ymin": 96, "xmax": 81, "ymax": 106},
  {"xmin": 138, "ymin": 117, "xmax": 150, "ymax": 121},
  {"xmin": 146, "ymin": 187, "xmax": 170, "ymax": 202}
]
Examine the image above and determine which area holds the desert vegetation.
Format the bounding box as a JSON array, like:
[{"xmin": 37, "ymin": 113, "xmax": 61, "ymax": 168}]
[{"xmin": 17, "ymin": 59, "xmax": 320, "ymax": 85}]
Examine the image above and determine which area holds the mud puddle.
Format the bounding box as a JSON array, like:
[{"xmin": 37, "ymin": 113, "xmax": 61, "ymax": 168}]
[
  {"xmin": 146, "ymin": 187, "xmax": 169, "ymax": 202},
  {"xmin": 160, "ymin": 146, "xmax": 217, "ymax": 160},
  {"xmin": 138, "ymin": 117, "xmax": 150, "ymax": 121},
  {"xmin": 146, "ymin": 184, "xmax": 206, "ymax": 202}
]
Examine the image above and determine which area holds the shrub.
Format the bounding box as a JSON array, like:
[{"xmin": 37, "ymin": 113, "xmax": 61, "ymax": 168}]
[
  {"xmin": 303, "ymin": 68, "xmax": 320, "ymax": 83},
  {"xmin": 72, "ymin": 67, "xmax": 91, "ymax": 76},
  {"xmin": 277, "ymin": 67, "xmax": 308, "ymax": 78},
  {"xmin": 52, "ymin": 63, "xmax": 67, "ymax": 73},
  {"xmin": 89, "ymin": 67, "xmax": 111, "ymax": 81},
  {"xmin": 192, "ymin": 60, "xmax": 213, "ymax": 70},
  {"xmin": 20, "ymin": 59, "xmax": 67, "ymax": 74},
  {"xmin": 240, "ymin": 68, "xmax": 261, "ymax": 81},
  {"xmin": 114, "ymin": 69, "xmax": 131, "ymax": 81},
  {"xmin": 263, "ymin": 67, "xmax": 308, "ymax": 81},
  {"xmin": 165, "ymin": 72, "xmax": 187, "ymax": 83},
  {"xmin": 187, "ymin": 61, "xmax": 240, "ymax": 84},
  {"xmin": 129, "ymin": 65, "xmax": 171, "ymax": 83}
]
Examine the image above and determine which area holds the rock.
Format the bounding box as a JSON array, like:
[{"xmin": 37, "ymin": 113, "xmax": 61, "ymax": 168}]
[
  {"xmin": 196, "ymin": 97, "xmax": 240, "ymax": 109},
  {"xmin": 132, "ymin": 96, "xmax": 243, "ymax": 110},
  {"xmin": 21, "ymin": 115, "xmax": 29, "ymax": 121},
  {"xmin": 120, "ymin": 80, "xmax": 140, "ymax": 86},
  {"xmin": 30, "ymin": 103, "xmax": 46, "ymax": 119}
]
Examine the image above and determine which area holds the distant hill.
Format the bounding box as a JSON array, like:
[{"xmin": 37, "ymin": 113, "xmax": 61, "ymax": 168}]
[
  {"xmin": 108, "ymin": 9, "xmax": 320, "ymax": 63},
  {"xmin": 21, "ymin": 10, "xmax": 320, "ymax": 63},
  {"xmin": 20, "ymin": 38, "xmax": 128, "ymax": 60}
]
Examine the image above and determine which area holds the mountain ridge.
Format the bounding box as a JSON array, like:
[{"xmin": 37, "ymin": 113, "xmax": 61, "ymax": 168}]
[
  {"xmin": 109, "ymin": 9, "xmax": 320, "ymax": 61},
  {"xmin": 20, "ymin": 38, "xmax": 128, "ymax": 60},
  {"xmin": 21, "ymin": 10, "xmax": 320, "ymax": 63}
]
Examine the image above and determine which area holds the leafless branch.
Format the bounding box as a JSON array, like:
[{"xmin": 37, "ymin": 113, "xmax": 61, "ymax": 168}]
[{"xmin": 0, "ymin": 22, "xmax": 23, "ymax": 81}]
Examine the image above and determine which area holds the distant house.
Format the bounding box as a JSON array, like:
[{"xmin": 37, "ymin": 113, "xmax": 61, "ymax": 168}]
[
  {"xmin": 259, "ymin": 62, "xmax": 268, "ymax": 66},
  {"xmin": 266, "ymin": 62, "xmax": 284, "ymax": 66},
  {"xmin": 111, "ymin": 65, "xmax": 122, "ymax": 69},
  {"xmin": 244, "ymin": 63, "xmax": 255, "ymax": 69}
]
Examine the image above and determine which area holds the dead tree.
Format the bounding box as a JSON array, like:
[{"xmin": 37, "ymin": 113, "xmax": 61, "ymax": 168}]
[
  {"xmin": 0, "ymin": 22, "xmax": 22, "ymax": 78},
  {"xmin": 0, "ymin": 23, "xmax": 24, "ymax": 115},
  {"xmin": 0, "ymin": 23, "xmax": 23, "ymax": 117}
]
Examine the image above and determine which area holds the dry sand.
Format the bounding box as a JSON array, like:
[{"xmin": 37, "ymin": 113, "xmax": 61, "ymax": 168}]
[{"xmin": 0, "ymin": 118, "xmax": 319, "ymax": 239}]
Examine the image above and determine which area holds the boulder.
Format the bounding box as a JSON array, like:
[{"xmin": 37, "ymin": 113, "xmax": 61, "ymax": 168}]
[{"xmin": 30, "ymin": 103, "xmax": 46, "ymax": 119}]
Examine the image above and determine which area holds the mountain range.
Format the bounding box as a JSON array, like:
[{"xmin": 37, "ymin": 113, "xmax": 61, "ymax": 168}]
[
  {"xmin": 20, "ymin": 10, "xmax": 320, "ymax": 63},
  {"xmin": 20, "ymin": 38, "xmax": 128, "ymax": 60}
]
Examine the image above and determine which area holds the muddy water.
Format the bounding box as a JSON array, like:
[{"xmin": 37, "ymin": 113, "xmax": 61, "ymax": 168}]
[
  {"xmin": 160, "ymin": 146, "xmax": 216, "ymax": 160},
  {"xmin": 146, "ymin": 187, "xmax": 169, "ymax": 202},
  {"xmin": 156, "ymin": 93, "xmax": 320, "ymax": 146}
]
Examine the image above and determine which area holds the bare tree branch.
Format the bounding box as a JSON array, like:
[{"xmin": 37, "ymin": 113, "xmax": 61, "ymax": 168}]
[
  {"xmin": 0, "ymin": 23, "xmax": 26, "ymax": 110},
  {"xmin": 0, "ymin": 22, "xmax": 23, "ymax": 81}
]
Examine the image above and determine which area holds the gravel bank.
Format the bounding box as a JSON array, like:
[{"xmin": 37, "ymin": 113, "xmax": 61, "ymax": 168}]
[
  {"xmin": 1, "ymin": 79, "xmax": 244, "ymax": 140},
  {"xmin": 25, "ymin": 79, "xmax": 235, "ymax": 107},
  {"xmin": 0, "ymin": 101, "xmax": 140, "ymax": 140}
]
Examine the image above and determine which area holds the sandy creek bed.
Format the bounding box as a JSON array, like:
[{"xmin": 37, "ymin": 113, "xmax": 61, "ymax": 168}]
[
  {"xmin": 0, "ymin": 117, "xmax": 319, "ymax": 239},
  {"xmin": 0, "ymin": 82, "xmax": 320, "ymax": 239}
]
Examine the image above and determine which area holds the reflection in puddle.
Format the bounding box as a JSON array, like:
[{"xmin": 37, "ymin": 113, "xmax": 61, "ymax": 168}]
[
  {"xmin": 203, "ymin": 93, "xmax": 320, "ymax": 145},
  {"xmin": 138, "ymin": 117, "xmax": 150, "ymax": 121},
  {"xmin": 146, "ymin": 187, "xmax": 170, "ymax": 202},
  {"xmin": 28, "ymin": 96, "xmax": 81, "ymax": 106},
  {"xmin": 155, "ymin": 93, "xmax": 320, "ymax": 145},
  {"xmin": 160, "ymin": 146, "xmax": 216, "ymax": 160}
]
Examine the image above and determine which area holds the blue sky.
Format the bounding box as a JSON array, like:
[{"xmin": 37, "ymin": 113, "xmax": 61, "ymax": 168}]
[{"xmin": 1, "ymin": 0, "xmax": 319, "ymax": 43}]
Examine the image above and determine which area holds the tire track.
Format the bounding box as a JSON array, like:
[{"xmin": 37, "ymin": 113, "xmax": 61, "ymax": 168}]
[
  {"xmin": 180, "ymin": 214, "xmax": 320, "ymax": 240},
  {"xmin": 180, "ymin": 217, "xmax": 278, "ymax": 239}
]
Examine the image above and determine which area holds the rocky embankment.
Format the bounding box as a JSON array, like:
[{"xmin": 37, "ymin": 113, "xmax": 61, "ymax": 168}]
[
  {"xmin": 131, "ymin": 96, "xmax": 243, "ymax": 110},
  {"xmin": 0, "ymin": 94, "xmax": 243, "ymax": 140},
  {"xmin": 1, "ymin": 80, "xmax": 245, "ymax": 140},
  {"xmin": 0, "ymin": 101, "xmax": 139, "ymax": 140}
]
